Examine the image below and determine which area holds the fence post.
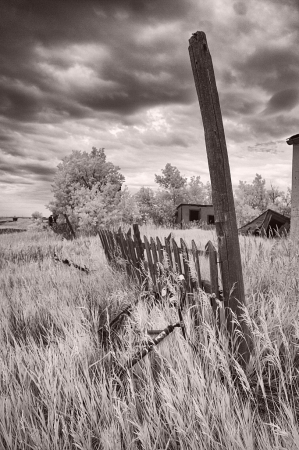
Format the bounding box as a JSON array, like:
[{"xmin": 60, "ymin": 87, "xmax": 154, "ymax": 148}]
[
  {"xmin": 287, "ymin": 134, "xmax": 299, "ymax": 241},
  {"xmin": 64, "ymin": 214, "xmax": 76, "ymax": 239},
  {"xmin": 189, "ymin": 31, "xmax": 252, "ymax": 365}
]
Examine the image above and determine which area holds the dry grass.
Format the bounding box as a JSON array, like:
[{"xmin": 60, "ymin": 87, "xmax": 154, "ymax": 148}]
[{"xmin": 0, "ymin": 227, "xmax": 299, "ymax": 449}]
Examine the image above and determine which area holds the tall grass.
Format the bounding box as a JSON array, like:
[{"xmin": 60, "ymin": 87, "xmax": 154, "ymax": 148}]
[{"xmin": 0, "ymin": 228, "xmax": 299, "ymax": 449}]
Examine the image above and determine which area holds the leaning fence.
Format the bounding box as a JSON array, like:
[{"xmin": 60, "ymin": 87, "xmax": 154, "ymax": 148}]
[{"xmin": 98, "ymin": 224, "xmax": 221, "ymax": 304}]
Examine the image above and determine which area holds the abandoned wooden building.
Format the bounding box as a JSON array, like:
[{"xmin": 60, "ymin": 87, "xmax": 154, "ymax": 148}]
[
  {"xmin": 175, "ymin": 203, "xmax": 214, "ymax": 227},
  {"xmin": 238, "ymin": 209, "xmax": 290, "ymax": 236}
]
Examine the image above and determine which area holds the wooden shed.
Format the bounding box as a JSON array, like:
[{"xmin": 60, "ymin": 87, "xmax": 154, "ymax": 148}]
[
  {"xmin": 238, "ymin": 209, "xmax": 290, "ymax": 236},
  {"xmin": 176, "ymin": 203, "xmax": 214, "ymax": 227}
]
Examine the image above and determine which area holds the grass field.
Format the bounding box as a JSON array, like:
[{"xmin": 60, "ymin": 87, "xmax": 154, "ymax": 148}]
[{"xmin": 0, "ymin": 227, "xmax": 299, "ymax": 449}]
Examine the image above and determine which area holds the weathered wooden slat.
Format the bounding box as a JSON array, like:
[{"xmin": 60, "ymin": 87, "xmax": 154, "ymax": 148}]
[
  {"xmin": 156, "ymin": 237, "xmax": 164, "ymax": 264},
  {"xmin": 164, "ymin": 237, "xmax": 173, "ymax": 271},
  {"xmin": 98, "ymin": 231, "xmax": 108, "ymax": 259},
  {"xmin": 144, "ymin": 236, "xmax": 156, "ymax": 288},
  {"xmin": 191, "ymin": 240, "xmax": 202, "ymax": 289},
  {"xmin": 114, "ymin": 230, "xmax": 127, "ymax": 270},
  {"xmin": 207, "ymin": 240, "xmax": 220, "ymax": 328},
  {"xmin": 207, "ymin": 241, "xmax": 219, "ymax": 297},
  {"xmin": 127, "ymin": 234, "xmax": 141, "ymax": 282},
  {"xmin": 126, "ymin": 233, "xmax": 137, "ymax": 264},
  {"xmin": 172, "ymin": 238, "xmax": 182, "ymax": 275},
  {"xmin": 180, "ymin": 238, "xmax": 191, "ymax": 293},
  {"xmin": 102, "ymin": 230, "xmax": 112, "ymax": 262},
  {"xmin": 107, "ymin": 230, "xmax": 116, "ymax": 260},
  {"xmin": 119, "ymin": 232, "xmax": 133, "ymax": 277},
  {"xmin": 150, "ymin": 237, "xmax": 161, "ymax": 294},
  {"xmin": 133, "ymin": 224, "xmax": 144, "ymax": 263}
]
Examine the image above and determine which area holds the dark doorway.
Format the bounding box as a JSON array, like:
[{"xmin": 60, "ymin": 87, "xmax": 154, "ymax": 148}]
[
  {"xmin": 207, "ymin": 215, "xmax": 215, "ymax": 224},
  {"xmin": 189, "ymin": 209, "xmax": 200, "ymax": 221}
]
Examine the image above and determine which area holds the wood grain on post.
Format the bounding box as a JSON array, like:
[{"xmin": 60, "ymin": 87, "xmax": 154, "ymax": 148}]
[{"xmin": 189, "ymin": 31, "xmax": 252, "ymax": 364}]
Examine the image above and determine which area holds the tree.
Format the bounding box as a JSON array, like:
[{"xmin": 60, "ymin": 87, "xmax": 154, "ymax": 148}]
[
  {"xmin": 236, "ymin": 174, "xmax": 268, "ymax": 212},
  {"xmin": 151, "ymin": 190, "xmax": 177, "ymax": 226},
  {"xmin": 49, "ymin": 148, "xmax": 125, "ymax": 214},
  {"xmin": 234, "ymin": 174, "xmax": 291, "ymax": 226},
  {"xmin": 234, "ymin": 174, "xmax": 267, "ymax": 226},
  {"xmin": 48, "ymin": 147, "xmax": 126, "ymax": 233},
  {"xmin": 155, "ymin": 163, "xmax": 187, "ymax": 205},
  {"xmin": 279, "ymin": 187, "xmax": 292, "ymax": 216},
  {"xmin": 32, "ymin": 211, "xmax": 43, "ymax": 220},
  {"xmin": 182, "ymin": 176, "xmax": 212, "ymax": 204},
  {"xmin": 135, "ymin": 187, "xmax": 155, "ymax": 223}
]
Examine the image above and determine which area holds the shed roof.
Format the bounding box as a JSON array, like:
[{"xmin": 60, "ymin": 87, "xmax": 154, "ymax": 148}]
[
  {"xmin": 239, "ymin": 209, "xmax": 290, "ymax": 235},
  {"xmin": 287, "ymin": 134, "xmax": 299, "ymax": 145}
]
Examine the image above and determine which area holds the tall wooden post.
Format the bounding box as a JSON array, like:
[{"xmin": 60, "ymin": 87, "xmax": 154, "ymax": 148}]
[
  {"xmin": 189, "ymin": 31, "xmax": 252, "ymax": 364},
  {"xmin": 287, "ymin": 134, "xmax": 299, "ymax": 241}
]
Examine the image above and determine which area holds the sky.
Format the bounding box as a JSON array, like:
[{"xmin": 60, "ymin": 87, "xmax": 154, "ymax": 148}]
[{"xmin": 0, "ymin": 0, "xmax": 299, "ymax": 216}]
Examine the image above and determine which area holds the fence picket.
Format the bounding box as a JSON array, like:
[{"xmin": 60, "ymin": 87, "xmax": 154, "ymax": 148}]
[
  {"xmin": 126, "ymin": 232, "xmax": 137, "ymax": 264},
  {"xmin": 114, "ymin": 231, "xmax": 127, "ymax": 271},
  {"xmin": 156, "ymin": 237, "xmax": 164, "ymax": 264},
  {"xmin": 164, "ymin": 237, "xmax": 173, "ymax": 270},
  {"xmin": 207, "ymin": 240, "xmax": 221, "ymax": 328},
  {"xmin": 107, "ymin": 230, "xmax": 116, "ymax": 260},
  {"xmin": 172, "ymin": 238, "xmax": 182, "ymax": 275},
  {"xmin": 144, "ymin": 236, "xmax": 156, "ymax": 289},
  {"xmin": 191, "ymin": 240, "xmax": 202, "ymax": 289},
  {"xmin": 98, "ymin": 231, "xmax": 108, "ymax": 259},
  {"xmin": 180, "ymin": 238, "xmax": 191, "ymax": 293},
  {"xmin": 150, "ymin": 237, "xmax": 161, "ymax": 294},
  {"xmin": 133, "ymin": 224, "xmax": 144, "ymax": 262},
  {"xmin": 102, "ymin": 231, "xmax": 112, "ymax": 262},
  {"xmin": 120, "ymin": 232, "xmax": 134, "ymax": 277}
]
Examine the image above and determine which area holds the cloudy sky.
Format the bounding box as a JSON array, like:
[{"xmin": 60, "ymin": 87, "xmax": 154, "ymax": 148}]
[{"xmin": 1, "ymin": 0, "xmax": 298, "ymax": 216}]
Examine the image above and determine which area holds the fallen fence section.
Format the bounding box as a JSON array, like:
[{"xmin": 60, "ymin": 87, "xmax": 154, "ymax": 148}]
[
  {"xmin": 53, "ymin": 251, "xmax": 90, "ymax": 274},
  {"xmin": 98, "ymin": 224, "xmax": 221, "ymax": 301}
]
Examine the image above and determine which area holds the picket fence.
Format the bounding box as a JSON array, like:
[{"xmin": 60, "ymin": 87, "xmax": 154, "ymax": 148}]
[{"xmin": 98, "ymin": 224, "xmax": 221, "ymax": 306}]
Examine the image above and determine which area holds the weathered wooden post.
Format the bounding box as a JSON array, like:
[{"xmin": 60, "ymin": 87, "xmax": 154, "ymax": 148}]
[
  {"xmin": 64, "ymin": 214, "xmax": 76, "ymax": 239},
  {"xmin": 189, "ymin": 31, "xmax": 252, "ymax": 365},
  {"xmin": 287, "ymin": 134, "xmax": 299, "ymax": 241}
]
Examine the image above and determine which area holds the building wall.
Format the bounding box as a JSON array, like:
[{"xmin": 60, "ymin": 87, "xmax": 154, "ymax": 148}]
[{"xmin": 178, "ymin": 205, "xmax": 214, "ymax": 224}]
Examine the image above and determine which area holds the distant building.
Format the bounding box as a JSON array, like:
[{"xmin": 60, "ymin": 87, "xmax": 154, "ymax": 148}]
[
  {"xmin": 238, "ymin": 209, "xmax": 290, "ymax": 237},
  {"xmin": 176, "ymin": 203, "xmax": 214, "ymax": 228}
]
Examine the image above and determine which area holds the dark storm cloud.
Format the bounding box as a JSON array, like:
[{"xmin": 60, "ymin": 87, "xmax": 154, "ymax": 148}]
[
  {"xmin": 0, "ymin": 157, "xmax": 55, "ymax": 180},
  {"xmin": 220, "ymin": 92, "xmax": 260, "ymax": 117},
  {"xmin": 264, "ymin": 88, "xmax": 299, "ymax": 114},
  {"xmin": 235, "ymin": 46, "xmax": 299, "ymax": 94},
  {"xmin": 0, "ymin": 0, "xmax": 196, "ymax": 124},
  {"xmin": 248, "ymin": 114, "xmax": 299, "ymax": 140}
]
